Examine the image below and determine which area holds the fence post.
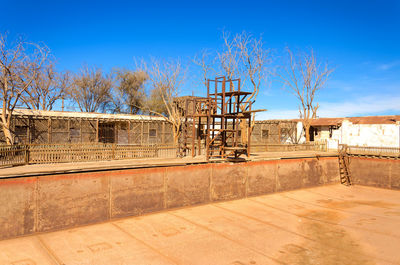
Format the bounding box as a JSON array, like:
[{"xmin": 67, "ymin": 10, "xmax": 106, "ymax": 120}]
[
  {"xmin": 112, "ymin": 143, "xmax": 116, "ymax": 160},
  {"xmin": 24, "ymin": 144, "xmax": 30, "ymax": 165},
  {"xmin": 155, "ymin": 144, "xmax": 159, "ymax": 158}
]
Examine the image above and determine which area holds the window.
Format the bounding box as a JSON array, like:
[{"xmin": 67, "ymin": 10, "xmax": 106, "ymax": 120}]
[
  {"xmin": 280, "ymin": 128, "xmax": 290, "ymax": 142},
  {"xmin": 280, "ymin": 128, "xmax": 289, "ymax": 136},
  {"xmin": 99, "ymin": 122, "xmax": 115, "ymax": 143},
  {"xmin": 262, "ymin": 129, "xmax": 269, "ymax": 139},
  {"xmin": 15, "ymin": 125, "xmax": 28, "ymax": 143},
  {"xmin": 149, "ymin": 129, "xmax": 157, "ymax": 137}
]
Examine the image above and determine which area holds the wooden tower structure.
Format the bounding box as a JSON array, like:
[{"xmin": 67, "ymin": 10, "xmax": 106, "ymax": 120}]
[{"xmin": 180, "ymin": 76, "xmax": 261, "ymax": 161}]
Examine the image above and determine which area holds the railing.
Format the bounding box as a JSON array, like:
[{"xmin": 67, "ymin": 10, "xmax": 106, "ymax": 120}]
[
  {"xmin": 251, "ymin": 144, "xmax": 267, "ymax": 152},
  {"xmin": 156, "ymin": 145, "xmax": 178, "ymax": 158},
  {"xmin": 0, "ymin": 143, "xmax": 178, "ymax": 167},
  {"xmin": 341, "ymin": 144, "xmax": 400, "ymax": 158},
  {"xmin": 262, "ymin": 141, "xmax": 328, "ymax": 152},
  {"xmin": 0, "ymin": 145, "xmax": 28, "ymax": 167}
]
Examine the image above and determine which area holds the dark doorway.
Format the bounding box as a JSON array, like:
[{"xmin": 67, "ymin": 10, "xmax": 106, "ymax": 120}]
[
  {"xmin": 309, "ymin": 126, "xmax": 315, "ymax": 141},
  {"xmin": 99, "ymin": 122, "xmax": 115, "ymax": 143}
]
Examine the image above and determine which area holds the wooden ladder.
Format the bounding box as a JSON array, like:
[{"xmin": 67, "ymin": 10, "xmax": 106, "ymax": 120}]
[{"xmin": 339, "ymin": 145, "xmax": 352, "ymax": 186}]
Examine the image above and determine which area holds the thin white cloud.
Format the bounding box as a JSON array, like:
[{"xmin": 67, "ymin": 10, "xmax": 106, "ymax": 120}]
[
  {"xmin": 256, "ymin": 109, "xmax": 300, "ymax": 120},
  {"xmin": 256, "ymin": 95, "xmax": 400, "ymax": 120},
  {"xmin": 377, "ymin": 60, "xmax": 400, "ymax": 71},
  {"xmin": 319, "ymin": 95, "xmax": 400, "ymax": 117}
]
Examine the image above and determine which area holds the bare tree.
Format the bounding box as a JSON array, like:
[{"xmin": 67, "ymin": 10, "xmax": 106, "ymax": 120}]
[
  {"xmin": 196, "ymin": 31, "xmax": 270, "ymax": 107},
  {"xmin": 218, "ymin": 31, "xmax": 240, "ymax": 80},
  {"xmin": 193, "ymin": 49, "xmax": 215, "ymax": 89},
  {"xmin": 0, "ymin": 34, "xmax": 49, "ymax": 144},
  {"xmin": 139, "ymin": 58, "xmax": 185, "ymax": 146},
  {"xmin": 235, "ymin": 32, "xmax": 271, "ymax": 108},
  {"xmin": 66, "ymin": 65, "xmax": 113, "ymax": 113},
  {"xmin": 22, "ymin": 61, "xmax": 70, "ymax": 111},
  {"xmin": 195, "ymin": 31, "xmax": 271, "ymax": 142},
  {"xmin": 111, "ymin": 69, "xmax": 148, "ymax": 114},
  {"xmin": 279, "ymin": 47, "xmax": 334, "ymax": 142},
  {"xmin": 145, "ymin": 87, "xmax": 168, "ymax": 116}
]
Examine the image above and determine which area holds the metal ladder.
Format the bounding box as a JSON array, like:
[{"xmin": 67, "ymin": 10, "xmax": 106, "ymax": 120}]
[{"xmin": 338, "ymin": 145, "xmax": 352, "ymax": 185}]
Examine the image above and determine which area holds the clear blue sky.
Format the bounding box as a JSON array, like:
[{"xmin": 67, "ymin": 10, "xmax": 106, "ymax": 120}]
[{"xmin": 2, "ymin": 0, "xmax": 400, "ymax": 118}]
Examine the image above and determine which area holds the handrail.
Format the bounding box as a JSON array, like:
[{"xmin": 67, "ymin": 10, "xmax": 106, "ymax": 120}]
[
  {"xmin": 338, "ymin": 144, "xmax": 400, "ymax": 157},
  {"xmin": 0, "ymin": 143, "xmax": 178, "ymax": 167}
]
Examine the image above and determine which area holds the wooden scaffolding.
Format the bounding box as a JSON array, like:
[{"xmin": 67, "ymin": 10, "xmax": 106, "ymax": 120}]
[{"xmin": 181, "ymin": 76, "xmax": 261, "ymax": 161}]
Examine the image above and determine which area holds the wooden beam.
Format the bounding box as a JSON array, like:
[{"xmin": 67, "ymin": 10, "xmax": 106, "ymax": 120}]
[
  {"xmin": 80, "ymin": 118, "xmax": 82, "ymax": 143},
  {"xmin": 141, "ymin": 121, "xmax": 144, "ymax": 145},
  {"xmin": 67, "ymin": 119, "xmax": 70, "ymax": 142},
  {"xmin": 27, "ymin": 118, "xmax": 31, "ymax": 144},
  {"xmin": 278, "ymin": 121, "xmax": 281, "ymax": 144},
  {"xmin": 128, "ymin": 120, "xmax": 131, "ymax": 144},
  {"xmin": 162, "ymin": 122, "xmax": 165, "ymax": 144},
  {"xmin": 114, "ymin": 122, "xmax": 118, "ymax": 144},
  {"xmin": 96, "ymin": 119, "xmax": 99, "ymax": 143},
  {"xmin": 48, "ymin": 118, "xmax": 52, "ymax": 143}
]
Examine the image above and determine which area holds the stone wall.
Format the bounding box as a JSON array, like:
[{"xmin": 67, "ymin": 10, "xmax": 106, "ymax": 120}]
[{"xmin": 0, "ymin": 157, "xmax": 339, "ymax": 240}]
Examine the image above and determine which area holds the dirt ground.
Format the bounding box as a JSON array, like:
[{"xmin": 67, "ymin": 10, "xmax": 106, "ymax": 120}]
[{"xmin": 0, "ymin": 184, "xmax": 399, "ymax": 265}]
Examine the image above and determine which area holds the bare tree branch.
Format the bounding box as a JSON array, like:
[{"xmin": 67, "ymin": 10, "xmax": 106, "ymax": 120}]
[
  {"xmin": 65, "ymin": 65, "xmax": 113, "ymax": 113},
  {"xmin": 0, "ymin": 33, "xmax": 49, "ymax": 144},
  {"xmin": 278, "ymin": 47, "xmax": 334, "ymax": 142},
  {"xmin": 21, "ymin": 60, "xmax": 69, "ymax": 111},
  {"xmin": 138, "ymin": 58, "xmax": 186, "ymax": 148},
  {"xmin": 111, "ymin": 69, "xmax": 148, "ymax": 114}
]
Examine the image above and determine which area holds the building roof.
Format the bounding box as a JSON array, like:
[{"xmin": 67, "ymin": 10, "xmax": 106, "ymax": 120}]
[
  {"xmin": 307, "ymin": 115, "xmax": 400, "ymax": 126},
  {"xmin": 309, "ymin": 118, "xmax": 345, "ymax": 126},
  {"xmin": 2, "ymin": 108, "xmax": 166, "ymax": 121}
]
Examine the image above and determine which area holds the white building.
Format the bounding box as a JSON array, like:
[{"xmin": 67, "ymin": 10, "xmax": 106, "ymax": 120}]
[{"xmin": 297, "ymin": 115, "xmax": 400, "ymax": 149}]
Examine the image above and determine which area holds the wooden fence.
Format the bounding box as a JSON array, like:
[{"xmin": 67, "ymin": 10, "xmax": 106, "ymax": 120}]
[
  {"xmin": 341, "ymin": 145, "xmax": 400, "ymax": 158},
  {"xmin": 0, "ymin": 143, "xmax": 177, "ymax": 167},
  {"xmin": 252, "ymin": 141, "xmax": 328, "ymax": 152},
  {"xmin": 0, "ymin": 141, "xmax": 331, "ymax": 167},
  {"xmin": 0, "ymin": 145, "xmax": 28, "ymax": 167}
]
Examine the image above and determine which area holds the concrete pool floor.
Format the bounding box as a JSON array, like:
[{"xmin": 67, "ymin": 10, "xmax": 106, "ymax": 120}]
[{"xmin": 1, "ymin": 184, "xmax": 399, "ymax": 265}]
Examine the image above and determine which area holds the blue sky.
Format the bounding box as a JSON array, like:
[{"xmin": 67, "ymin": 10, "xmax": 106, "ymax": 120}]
[{"xmin": 2, "ymin": 0, "xmax": 400, "ymax": 118}]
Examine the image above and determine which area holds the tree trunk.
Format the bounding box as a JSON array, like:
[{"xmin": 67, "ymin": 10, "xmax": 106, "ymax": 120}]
[
  {"xmin": 1, "ymin": 110, "xmax": 14, "ymax": 145},
  {"xmin": 2, "ymin": 125, "xmax": 13, "ymax": 145},
  {"xmin": 305, "ymin": 123, "xmax": 311, "ymax": 142},
  {"xmin": 172, "ymin": 126, "xmax": 180, "ymax": 157}
]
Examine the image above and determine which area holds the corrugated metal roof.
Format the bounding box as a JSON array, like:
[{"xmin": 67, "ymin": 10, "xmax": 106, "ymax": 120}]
[{"xmin": 1, "ymin": 108, "xmax": 166, "ymax": 121}]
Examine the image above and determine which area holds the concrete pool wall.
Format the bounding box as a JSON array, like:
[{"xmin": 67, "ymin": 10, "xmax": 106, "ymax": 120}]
[
  {"xmin": 349, "ymin": 156, "xmax": 400, "ymax": 190},
  {"xmin": 0, "ymin": 156, "xmax": 339, "ymax": 240}
]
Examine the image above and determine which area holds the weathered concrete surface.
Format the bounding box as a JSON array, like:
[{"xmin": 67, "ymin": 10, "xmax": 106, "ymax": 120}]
[
  {"xmin": 166, "ymin": 164, "xmax": 211, "ymax": 208},
  {"xmin": 391, "ymin": 160, "xmax": 400, "ymax": 190},
  {"xmin": 349, "ymin": 157, "xmax": 399, "ymax": 189},
  {"xmin": 111, "ymin": 168, "xmax": 165, "ymax": 218},
  {"xmin": 211, "ymin": 163, "xmax": 247, "ymax": 201},
  {"xmin": 276, "ymin": 159, "xmax": 307, "ymax": 191},
  {"xmin": 247, "ymin": 160, "xmax": 277, "ymax": 196},
  {"xmin": 0, "ymin": 185, "xmax": 399, "ymax": 265},
  {"xmin": 0, "ymin": 177, "xmax": 36, "ymax": 239},
  {"xmin": 0, "ymin": 157, "xmax": 339, "ymax": 240},
  {"xmin": 322, "ymin": 157, "xmax": 341, "ymax": 183},
  {"xmin": 37, "ymin": 173, "xmax": 110, "ymax": 233}
]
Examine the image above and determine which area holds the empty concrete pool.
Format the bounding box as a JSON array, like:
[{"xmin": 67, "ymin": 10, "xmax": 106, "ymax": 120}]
[{"xmin": 0, "ymin": 184, "xmax": 399, "ymax": 265}]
